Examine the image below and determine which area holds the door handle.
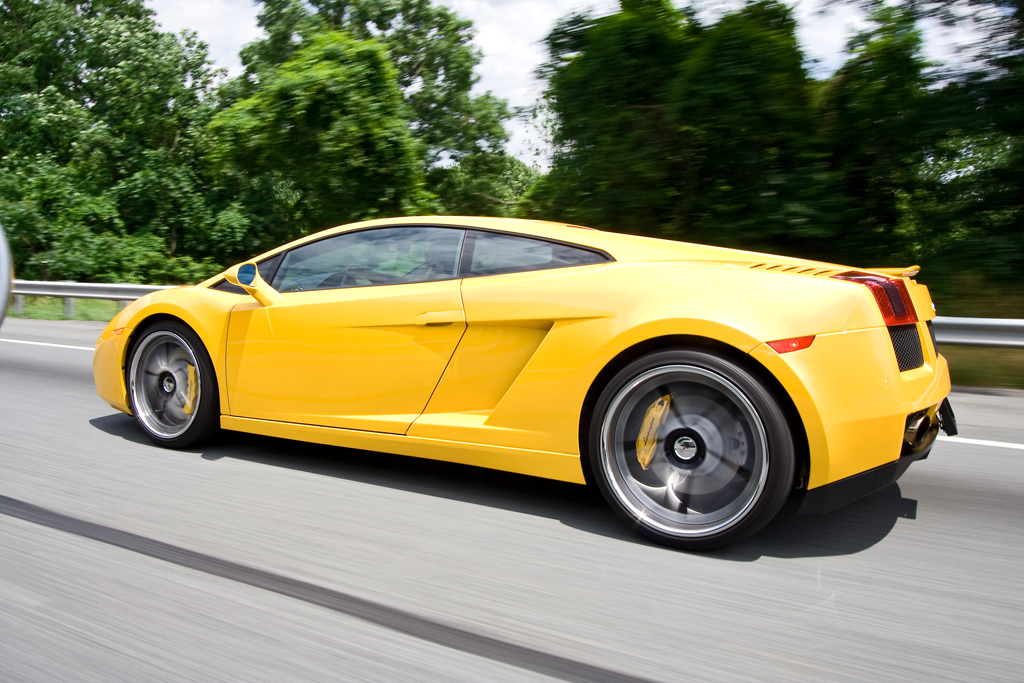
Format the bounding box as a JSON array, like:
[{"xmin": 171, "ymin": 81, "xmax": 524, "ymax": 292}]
[{"xmin": 416, "ymin": 310, "xmax": 465, "ymax": 326}]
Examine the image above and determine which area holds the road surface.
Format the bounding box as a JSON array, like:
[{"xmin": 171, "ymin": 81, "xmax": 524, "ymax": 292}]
[{"xmin": 1, "ymin": 318, "xmax": 1021, "ymax": 682}]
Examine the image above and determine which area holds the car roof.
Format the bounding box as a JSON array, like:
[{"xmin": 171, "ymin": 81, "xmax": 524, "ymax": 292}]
[{"xmin": 270, "ymin": 216, "xmax": 832, "ymax": 268}]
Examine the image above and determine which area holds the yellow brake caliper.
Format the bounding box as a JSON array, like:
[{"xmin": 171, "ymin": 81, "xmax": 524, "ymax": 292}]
[
  {"xmin": 183, "ymin": 365, "xmax": 198, "ymax": 415},
  {"xmin": 636, "ymin": 394, "xmax": 672, "ymax": 470}
]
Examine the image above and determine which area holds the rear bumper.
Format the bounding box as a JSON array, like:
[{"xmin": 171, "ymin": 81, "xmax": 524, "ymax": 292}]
[
  {"xmin": 798, "ymin": 396, "xmax": 957, "ymax": 515},
  {"xmin": 751, "ymin": 323, "xmax": 951, "ymax": 490},
  {"xmin": 798, "ymin": 444, "xmax": 930, "ymax": 515}
]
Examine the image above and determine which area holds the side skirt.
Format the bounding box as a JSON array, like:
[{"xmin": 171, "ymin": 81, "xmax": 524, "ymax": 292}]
[{"xmin": 220, "ymin": 415, "xmax": 587, "ymax": 485}]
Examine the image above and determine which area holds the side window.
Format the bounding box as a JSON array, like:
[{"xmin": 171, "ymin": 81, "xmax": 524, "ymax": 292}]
[
  {"xmin": 460, "ymin": 231, "xmax": 609, "ymax": 277},
  {"xmin": 270, "ymin": 227, "xmax": 465, "ymax": 292}
]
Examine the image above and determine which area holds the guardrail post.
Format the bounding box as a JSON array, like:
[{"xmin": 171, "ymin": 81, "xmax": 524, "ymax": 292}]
[
  {"xmin": 64, "ymin": 297, "xmax": 74, "ymax": 319},
  {"xmin": 118, "ymin": 300, "xmax": 129, "ymax": 311},
  {"xmin": 13, "ymin": 294, "xmax": 24, "ymax": 314}
]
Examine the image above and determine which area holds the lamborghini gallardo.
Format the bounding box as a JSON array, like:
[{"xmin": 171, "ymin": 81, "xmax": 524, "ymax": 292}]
[{"xmin": 94, "ymin": 217, "xmax": 956, "ymax": 549}]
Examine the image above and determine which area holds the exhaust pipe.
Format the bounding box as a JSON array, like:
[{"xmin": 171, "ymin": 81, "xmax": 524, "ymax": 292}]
[{"xmin": 903, "ymin": 408, "xmax": 940, "ymax": 456}]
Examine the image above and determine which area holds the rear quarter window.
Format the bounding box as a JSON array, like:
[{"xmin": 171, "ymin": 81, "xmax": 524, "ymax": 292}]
[{"xmin": 460, "ymin": 231, "xmax": 609, "ymax": 277}]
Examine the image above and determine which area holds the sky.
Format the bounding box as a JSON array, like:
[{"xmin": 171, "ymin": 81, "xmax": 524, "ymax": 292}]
[{"xmin": 144, "ymin": 0, "xmax": 976, "ymax": 164}]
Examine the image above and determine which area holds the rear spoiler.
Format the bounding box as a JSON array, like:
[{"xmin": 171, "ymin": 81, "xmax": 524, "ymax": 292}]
[{"xmin": 868, "ymin": 265, "xmax": 920, "ymax": 278}]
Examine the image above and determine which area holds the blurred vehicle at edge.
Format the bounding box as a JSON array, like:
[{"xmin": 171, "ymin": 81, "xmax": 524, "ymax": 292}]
[{"xmin": 1, "ymin": 224, "xmax": 11, "ymax": 322}]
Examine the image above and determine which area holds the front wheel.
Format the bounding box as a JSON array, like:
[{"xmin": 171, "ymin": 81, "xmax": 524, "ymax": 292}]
[
  {"xmin": 127, "ymin": 320, "xmax": 219, "ymax": 448},
  {"xmin": 589, "ymin": 349, "xmax": 795, "ymax": 550}
]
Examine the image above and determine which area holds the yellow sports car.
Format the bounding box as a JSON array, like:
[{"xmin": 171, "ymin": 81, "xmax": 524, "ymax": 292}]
[{"xmin": 93, "ymin": 217, "xmax": 956, "ymax": 549}]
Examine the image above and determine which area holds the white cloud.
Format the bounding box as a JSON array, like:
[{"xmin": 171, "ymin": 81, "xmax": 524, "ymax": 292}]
[
  {"xmin": 145, "ymin": 0, "xmax": 977, "ymax": 163},
  {"xmin": 792, "ymin": 2, "xmax": 869, "ymax": 75},
  {"xmin": 438, "ymin": 0, "xmax": 618, "ymax": 163},
  {"xmin": 145, "ymin": 0, "xmax": 262, "ymax": 76}
]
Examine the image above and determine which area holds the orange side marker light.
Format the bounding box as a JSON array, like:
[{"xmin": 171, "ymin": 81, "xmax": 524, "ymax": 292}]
[{"xmin": 767, "ymin": 336, "xmax": 815, "ymax": 354}]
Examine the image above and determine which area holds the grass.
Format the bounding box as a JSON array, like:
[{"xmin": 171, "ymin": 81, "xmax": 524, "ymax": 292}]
[
  {"xmin": 941, "ymin": 346, "xmax": 1024, "ymax": 391},
  {"xmin": 9, "ymin": 296, "xmax": 121, "ymax": 322},
  {"xmin": 926, "ymin": 273, "xmax": 1024, "ymax": 319}
]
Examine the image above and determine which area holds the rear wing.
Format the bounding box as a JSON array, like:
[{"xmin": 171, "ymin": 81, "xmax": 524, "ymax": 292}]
[{"xmin": 868, "ymin": 265, "xmax": 921, "ymax": 278}]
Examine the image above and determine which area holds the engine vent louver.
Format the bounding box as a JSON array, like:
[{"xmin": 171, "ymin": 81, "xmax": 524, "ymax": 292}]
[
  {"xmin": 748, "ymin": 263, "xmax": 840, "ymax": 278},
  {"xmin": 888, "ymin": 324, "xmax": 925, "ymax": 372}
]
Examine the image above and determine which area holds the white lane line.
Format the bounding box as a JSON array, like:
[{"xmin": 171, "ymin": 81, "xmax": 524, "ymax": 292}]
[
  {"xmin": 938, "ymin": 435, "xmax": 1024, "ymax": 451},
  {"xmin": 0, "ymin": 338, "xmax": 93, "ymax": 351}
]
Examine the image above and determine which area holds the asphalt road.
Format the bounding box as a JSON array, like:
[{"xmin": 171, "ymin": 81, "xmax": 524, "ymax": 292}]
[{"xmin": 1, "ymin": 317, "xmax": 1022, "ymax": 682}]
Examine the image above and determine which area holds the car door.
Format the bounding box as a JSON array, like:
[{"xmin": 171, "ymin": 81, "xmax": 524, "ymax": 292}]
[{"xmin": 225, "ymin": 226, "xmax": 467, "ymax": 434}]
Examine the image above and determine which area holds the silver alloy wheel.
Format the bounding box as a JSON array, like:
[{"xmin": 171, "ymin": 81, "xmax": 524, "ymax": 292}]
[
  {"xmin": 129, "ymin": 331, "xmax": 202, "ymax": 439},
  {"xmin": 599, "ymin": 364, "xmax": 770, "ymax": 537}
]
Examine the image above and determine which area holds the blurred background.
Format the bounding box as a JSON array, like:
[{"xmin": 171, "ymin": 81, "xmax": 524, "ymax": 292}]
[{"xmin": 1, "ymin": 0, "xmax": 1022, "ymax": 383}]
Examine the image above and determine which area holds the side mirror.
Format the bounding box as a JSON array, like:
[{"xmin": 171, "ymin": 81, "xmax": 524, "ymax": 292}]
[{"xmin": 224, "ymin": 262, "xmax": 282, "ymax": 307}]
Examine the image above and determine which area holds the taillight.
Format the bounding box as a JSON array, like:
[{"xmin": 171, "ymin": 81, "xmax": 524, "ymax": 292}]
[{"xmin": 832, "ymin": 272, "xmax": 918, "ymax": 326}]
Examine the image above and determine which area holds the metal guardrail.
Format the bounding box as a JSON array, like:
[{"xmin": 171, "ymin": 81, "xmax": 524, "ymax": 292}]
[
  {"xmin": 932, "ymin": 316, "xmax": 1024, "ymax": 349},
  {"xmin": 12, "ymin": 280, "xmax": 175, "ymax": 318},
  {"xmin": 8, "ymin": 280, "xmax": 1024, "ymax": 348},
  {"xmin": 13, "ymin": 280, "xmax": 175, "ymax": 300}
]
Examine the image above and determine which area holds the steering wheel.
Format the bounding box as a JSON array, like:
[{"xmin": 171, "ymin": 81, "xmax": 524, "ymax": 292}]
[{"xmin": 318, "ymin": 266, "xmax": 388, "ymax": 289}]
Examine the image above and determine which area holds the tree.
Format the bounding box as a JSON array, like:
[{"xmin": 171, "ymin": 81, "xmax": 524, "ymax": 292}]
[
  {"xmin": 816, "ymin": 5, "xmax": 934, "ymax": 265},
  {"xmin": 673, "ymin": 0, "xmax": 823, "ymax": 250},
  {"xmin": 526, "ymin": 0, "xmax": 824, "ymax": 250},
  {"xmin": 835, "ymin": 0, "xmax": 1024, "ymax": 283},
  {"xmin": 524, "ymin": 0, "xmax": 691, "ymax": 234},
  {"xmin": 208, "ymin": 32, "xmax": 427, "ymax": 243},
  {"xmin": 428, "ymin": 154, "xmax": 538, "ymax": 216},
  {"xmin": 0, "ymin": 1, "xmax": 223, "ymax": 282},
  {"xmin": 227, "ymin": 0, "xmax": 510, "ymax": 191}
]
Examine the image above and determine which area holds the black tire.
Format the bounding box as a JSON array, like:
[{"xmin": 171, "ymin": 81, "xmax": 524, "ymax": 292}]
[
  {"xmin": 126, "ymin": 320, "xmax": 220, "ymax": 448},
  {"xmin": 588, "ymin": 349, "xmax": 795, "ymax": 550}
]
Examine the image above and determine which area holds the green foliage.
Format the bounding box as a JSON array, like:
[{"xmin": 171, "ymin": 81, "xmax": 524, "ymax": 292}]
[
  {"xmin": 816, "ymin": 6, "xmax": 935, "ymax": 264},
  {"xmin": 3, "ymin": 0, "xmax": 1021, "ymax": 297},
  {"xmin": 210, "ymin": 0, "xmax": 516, "ymax": 254},
  {"xmin": 527, "ymin": 0, "xmax": 828, "ymax": 251},
  {"xmin": 229, "ymin": 0, "xmax": 511, "ymax": 200},
  {"xmin": 899, "ymin": 0, "xmax": 1024, "ymax": 280},
  {"xmin": 527, "ymin": 0, "xmax": 1024, "ymax": 283},
  {"xmin": 0, "ymin": 0, "xmax": 514, "ymax": 282},
  {"xmin": 209, "ymin": 32, "xmax": 426, "ymax": 241},
  {"xmin": 527, "ymin": 0, "xmax": 691, "ymax": 234},
  {"xmin": 0, "ymin": 1, "xmax": 222, "ymax": 282},
  {"xmin": 674, "ymin": 0, "xmax": 823, "ymax": 249},
  {"xmin": 428, "ymin": 155, "xmax": 539, "ymax": 216},
  {"xmin": 940, "ymin": 346, "xmax": 1024, "ymax": 390},
  {"xmin": 10, "ymin": 296, "xmax": 120, "ymax": 322}
]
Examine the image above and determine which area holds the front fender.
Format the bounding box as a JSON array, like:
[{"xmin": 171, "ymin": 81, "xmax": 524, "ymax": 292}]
[{"xmin": 93, "ymin": 286, "xmax": 245, "ymax": 414}]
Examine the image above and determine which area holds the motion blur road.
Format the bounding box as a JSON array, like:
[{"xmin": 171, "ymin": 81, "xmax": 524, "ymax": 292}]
[{"xmin": 1, "ymin": 318, "xmax": 1022, "ymax": 682}]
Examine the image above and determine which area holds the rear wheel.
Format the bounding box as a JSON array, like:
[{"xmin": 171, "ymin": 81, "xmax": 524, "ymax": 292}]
[
  {"xmin": 127, "ymin": 320, "xmax": 219, "ymax": 448},
  {"xmin": 589, "ymin": 349, "xmax": 795, "ymax": 549}
]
